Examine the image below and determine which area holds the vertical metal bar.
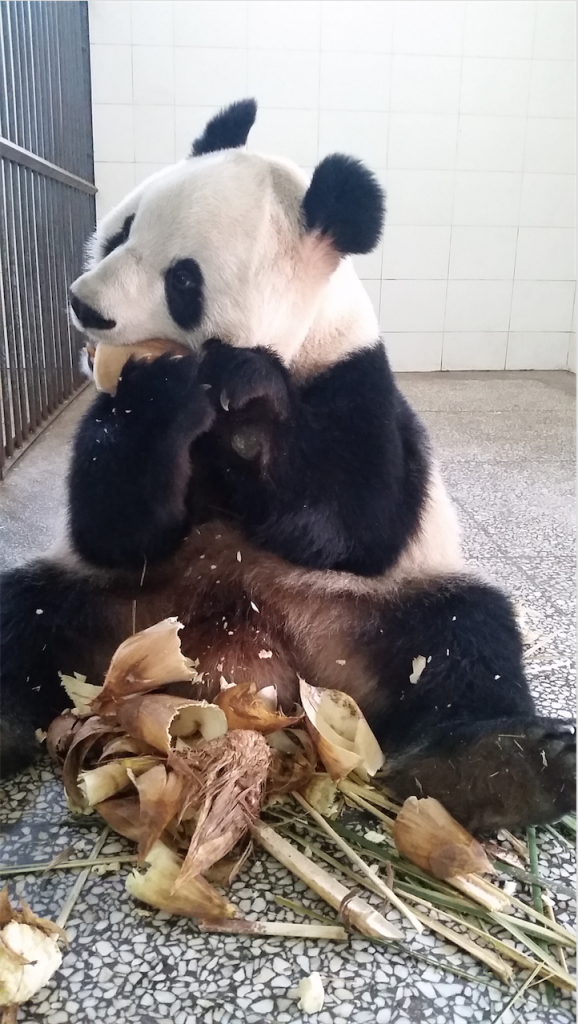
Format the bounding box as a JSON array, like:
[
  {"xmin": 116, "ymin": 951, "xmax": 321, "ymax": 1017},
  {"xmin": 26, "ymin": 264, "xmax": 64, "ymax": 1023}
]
[
  {"xmin": 0, "ymin": 1, "xmax": 17, "ymax": 144},
  {"xmin": 28, "ymin": 0, "xmax": 57, "ymax": 417},
  {"xmin": 2, "ymin": 160, "xmax": 25, "ymax": 448},
  {"xmin": 7, "ymin": 2, "xmax": 24, "ymax": 150},
  {"xmin": 0, "ymin": 160, "xmax": 14, "ymax": 469},
  {"xmin": 23, "ymin": 0, "xmax": 48, "ymax": 421},
  {"xmin": 29, "ymin": 1, "xmax": 48, "ymax": 164},
  {"xmin": 79, "ymin": 0, "xmax": 95, "ymax": 185},
  {"xmin": 13, "ymin": 2, "xmax": 31, "ymax": 153}
]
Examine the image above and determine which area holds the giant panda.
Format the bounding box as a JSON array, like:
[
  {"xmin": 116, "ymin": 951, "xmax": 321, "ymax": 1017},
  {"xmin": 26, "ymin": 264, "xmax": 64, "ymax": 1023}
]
[{"xmin": 1, "ymin": 100, "xmax": 574, "ymax": 832}]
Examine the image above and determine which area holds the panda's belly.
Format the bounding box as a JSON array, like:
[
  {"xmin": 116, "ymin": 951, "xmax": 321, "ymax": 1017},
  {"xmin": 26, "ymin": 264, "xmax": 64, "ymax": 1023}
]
[{"xmin": 138, "ymin": 520, "xmax": 384, "ymax": 711}]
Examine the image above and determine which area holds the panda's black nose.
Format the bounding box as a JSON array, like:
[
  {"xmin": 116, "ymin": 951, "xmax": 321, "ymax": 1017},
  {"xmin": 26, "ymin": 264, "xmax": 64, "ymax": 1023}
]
[{"xmin": 69, "ymin": 291, "xmax": 116, "ymax": 330}]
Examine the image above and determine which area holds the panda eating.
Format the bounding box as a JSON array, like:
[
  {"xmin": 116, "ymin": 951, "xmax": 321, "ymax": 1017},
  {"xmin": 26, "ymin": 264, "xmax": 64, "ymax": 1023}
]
[{"xmin": 1, "ymin": 100, "xmax": 574, "ymax": 831}]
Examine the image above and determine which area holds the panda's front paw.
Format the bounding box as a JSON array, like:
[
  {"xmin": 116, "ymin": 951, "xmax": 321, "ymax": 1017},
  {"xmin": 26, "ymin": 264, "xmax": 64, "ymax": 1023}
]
[
  {"xmin": 115, "ymin": 352, "xmax": 215, "ymax": 438},
  {"xmin": 200, "ymin": 339, "xmax": 291, "ymax": 420}
]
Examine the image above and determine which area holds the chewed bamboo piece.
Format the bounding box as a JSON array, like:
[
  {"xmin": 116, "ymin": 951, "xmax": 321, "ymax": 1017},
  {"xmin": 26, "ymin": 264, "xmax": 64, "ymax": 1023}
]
[
  {"xmin": 0, "ymin": 889, "xmax": 67, "ymax": 1018},
  {"xmin": 393, "ymin": 796, "xmax": 495, "ymax": 880},
  {"xmin": 299, "ymin": 679, "xmax": 384, "ymax": 781}
]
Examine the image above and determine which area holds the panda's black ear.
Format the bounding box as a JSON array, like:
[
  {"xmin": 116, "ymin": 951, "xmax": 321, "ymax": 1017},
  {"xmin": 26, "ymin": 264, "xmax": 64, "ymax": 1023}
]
[
  {"xmin": 191, "ymin": 99, "xmax": 257, "ymax": 157},
  {"xmin": 302, "ymin": 155, "xmax": 385, "ymax": 255}
]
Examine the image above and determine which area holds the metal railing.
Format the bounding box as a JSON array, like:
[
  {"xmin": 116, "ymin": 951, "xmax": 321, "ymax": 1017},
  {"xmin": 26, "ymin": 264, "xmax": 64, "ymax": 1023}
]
[{"xmin": 0, "ymin": 0, "xmax": 96, "ymax": 476}]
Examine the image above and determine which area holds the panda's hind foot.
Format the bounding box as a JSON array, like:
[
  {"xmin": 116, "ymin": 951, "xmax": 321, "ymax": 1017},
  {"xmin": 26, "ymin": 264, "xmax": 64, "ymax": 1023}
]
[{"xmin": 383, "ymin": 715, "xmax": 576, "ymax": 834}]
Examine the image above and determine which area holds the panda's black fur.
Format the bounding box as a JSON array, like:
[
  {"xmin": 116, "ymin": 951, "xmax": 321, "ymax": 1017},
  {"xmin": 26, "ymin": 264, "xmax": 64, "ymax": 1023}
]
[{"xmin": 0, "ymin": 102, "xmax": 575, "ymax": 831}]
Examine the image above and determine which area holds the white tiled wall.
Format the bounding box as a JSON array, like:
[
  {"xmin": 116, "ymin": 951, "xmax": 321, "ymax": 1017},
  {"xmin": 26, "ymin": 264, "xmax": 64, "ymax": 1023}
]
[{"xmin": 88, "ymin": 0, "xmax": 577, "ymax": 371}]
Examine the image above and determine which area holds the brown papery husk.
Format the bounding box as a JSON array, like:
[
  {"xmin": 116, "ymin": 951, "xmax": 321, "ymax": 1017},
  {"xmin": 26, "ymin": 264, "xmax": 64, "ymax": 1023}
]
[
  {"xmin": 93, "ymin": 339, "xmax": 188, "ymax": 395},
  {"xmin": 126, "ymin": 841, "xmax": 236, "ymax": 920},
  {"xmin": 98, "ymin": 734, "xmax": 158, "ymax": 761},
  {"xmin": 129, "ymin": 763, "xmax": 188, "ymax": 862},
  {"xmin": 215, "ymin": 682, "xmax": 303, "ymax": 734},
  {"xmin": 171, "ymin": 731, "xmax": 271, "ymax": 887},
  {"xmin": 46, "ymin": 713, "xmax": 79, "ymax": 763},
  {"xmin": 61, "ymin": 716, "xmax": 120, "ymax": 811},
  {"xmin": 95, "ymin": 795, "xmax": 142, "ymax": 843},
  {"xmin": 266, "ymin": 728, "xmax": 318, "ymax": 795},
  {"xmin": 93, "ymin": 618, "xmax": 197, "ymax": 712},
  {"xmin": 393, "ymin": 796, "xmax": 495, "ymax": 880},
  {"xmin": 116, "ymin": 693, "xmax": 228, "ymax": 755},
  {"xmin": 204, "ymin": 839, "xmax": 253, "ymax": 888}
]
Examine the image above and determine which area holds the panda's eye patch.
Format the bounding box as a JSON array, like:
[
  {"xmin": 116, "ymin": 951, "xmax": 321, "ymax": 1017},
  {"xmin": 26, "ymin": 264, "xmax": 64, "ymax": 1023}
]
[
  {"xmin": 164, "ymin": 259, "xmax": 204, "ymax": 330},
  {"xmin": 102, "ymin": 213, "xmax": 135, "ymax": 258}
]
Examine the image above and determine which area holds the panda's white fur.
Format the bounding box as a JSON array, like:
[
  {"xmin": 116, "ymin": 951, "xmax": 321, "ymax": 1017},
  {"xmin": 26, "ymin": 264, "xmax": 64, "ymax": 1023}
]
[{"xmin": 74, "ymin": 151, "xmax": 378, "ymax": 372}]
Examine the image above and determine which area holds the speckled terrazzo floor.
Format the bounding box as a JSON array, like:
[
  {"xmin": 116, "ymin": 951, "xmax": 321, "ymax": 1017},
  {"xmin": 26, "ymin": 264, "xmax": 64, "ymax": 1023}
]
[{"xmin": 0, "ymin": 371, "xmax": 575, "ymax": 1024}]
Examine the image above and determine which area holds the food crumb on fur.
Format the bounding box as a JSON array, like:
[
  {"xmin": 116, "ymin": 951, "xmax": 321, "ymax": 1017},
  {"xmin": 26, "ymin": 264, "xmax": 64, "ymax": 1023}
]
[{"xmin": 409, "ymin": 655, "xmax": 427, "ymax": 684}]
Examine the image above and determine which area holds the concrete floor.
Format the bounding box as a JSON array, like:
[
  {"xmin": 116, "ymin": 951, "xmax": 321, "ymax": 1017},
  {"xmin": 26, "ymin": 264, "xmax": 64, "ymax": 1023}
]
[{"xmin": 0, "ymin": 370, "xmax": 575, "ymax": 1024}]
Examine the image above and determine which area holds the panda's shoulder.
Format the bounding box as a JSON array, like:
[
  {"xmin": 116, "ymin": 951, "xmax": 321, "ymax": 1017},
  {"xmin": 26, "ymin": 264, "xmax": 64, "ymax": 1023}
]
[{"xmin": 300, "ymin": 341, "xmax": 423, "ymax": 437}]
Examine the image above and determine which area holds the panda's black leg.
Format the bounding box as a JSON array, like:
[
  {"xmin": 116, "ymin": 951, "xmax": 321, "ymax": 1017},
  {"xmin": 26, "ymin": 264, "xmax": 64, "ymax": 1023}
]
[
  {"xmin": 363, "ymin": 577, "xmax": 576, "ymax": 832},
  {"xmin": 0, "ymin": 560, "xmax": 130, "ymax": 778}
]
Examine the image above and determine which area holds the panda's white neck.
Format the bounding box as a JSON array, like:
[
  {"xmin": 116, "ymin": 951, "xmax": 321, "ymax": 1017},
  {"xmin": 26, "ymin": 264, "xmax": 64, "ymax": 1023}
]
[{"xmin": 291, "ymin": 258, "xmax": 380, "ymax": 378}]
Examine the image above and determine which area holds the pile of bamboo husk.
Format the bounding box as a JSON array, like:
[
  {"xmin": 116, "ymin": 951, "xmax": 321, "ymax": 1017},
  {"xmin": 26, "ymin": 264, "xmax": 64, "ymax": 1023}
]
[{"xmin": 40, "ymin": 618, "xmax": 575, "ymax": 1002}]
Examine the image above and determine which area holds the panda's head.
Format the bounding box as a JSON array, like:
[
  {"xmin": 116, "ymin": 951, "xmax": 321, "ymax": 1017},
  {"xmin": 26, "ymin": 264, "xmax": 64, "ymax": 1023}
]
[{"xmin": 70, "ymin": 99, "xmax": 384, "ymax": 370}]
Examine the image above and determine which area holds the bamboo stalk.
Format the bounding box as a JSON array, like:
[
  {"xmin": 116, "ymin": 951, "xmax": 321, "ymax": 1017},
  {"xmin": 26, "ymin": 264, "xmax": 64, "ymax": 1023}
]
[
  {"xmin": 0, "ymin": 854, "xmax": 137, "ymax": 878},
  {"xmin": 450, "ymin": 874, "xmax": 512, "ymax": 912},
  {"xmin": 198, "ymin": 919, "xmax": 349, "ymax": 939},
  {"xmin": 560, "ymin": 813, "xmax": 576, "ymax": 834},
  {"xmin": 499, "ymin": 829, "xmax": 529, "ymax": 862},
  {"xmin": 506, "ymin": 893, "xmax": 576, "ymax": 941},
  {"xmin": 338, "ymin": 780, "xmax": 396, "ymax": 827},
  {"xmin": 253, "ymin": 823, "xmax": 403, "ymax": 941},
  {"xmin": 409, "ymin": 907, "xmax": 513, "ymax": 985},
  {"xmin": 489, "ymin": 916, "xmax": 576, "ymax": 992},
  {"xmin": 399, "ymin": 885, "xmax": 571, "ymax": 989},
  {"xmin": 490, "ymin": 965, "xmax": 543, "ymax": 1024},
  {"xmin": 273, "ymin": 895, "xmax": 339, "ymax": 926},
  {"xmin": 56, "ymin": 827, "xmax": 110, "ymax": 929},
  {"xmin": 293, "ymin": 792, "xmax": 423, "ymax": 933},
  {"xmin": 389, "ymin": 942, "xmax": 504, "ymax": 992},
  {"xmin": 526, "ymin": 827, "xmax": 544, "ymax": 916},
  {"xmin": 544, "ymin": 824, "xmax": 575, "ymax": 850},
  {"xmin": 341, "ymin": 779, "xmax": 402, "ymax": 813},
  {"xmin": 543, "ymin": 902, "xmax": 568, "ymax": 973},
  {"xmin": 493, "ymin": 857, "xmax": 575, "ymax": 897},
  {"xmin": 491, "ymin": 913, "xmax": 575, "ymax": 949}
]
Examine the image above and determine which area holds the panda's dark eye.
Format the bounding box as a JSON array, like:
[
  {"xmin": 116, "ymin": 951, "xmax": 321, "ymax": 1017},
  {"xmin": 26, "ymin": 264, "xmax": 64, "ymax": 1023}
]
[
  {"xmin": 173, "ymin": 267, "xmax": 196, "ymax": 290},
  {"xmin": 165, "ymin": 259, "xmax": 204, "ymax": 329}
]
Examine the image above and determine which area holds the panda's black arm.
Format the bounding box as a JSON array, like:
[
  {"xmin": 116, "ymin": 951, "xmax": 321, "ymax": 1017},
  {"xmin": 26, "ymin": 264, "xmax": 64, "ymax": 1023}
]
[
  {"xmin": 68, "ymin": 354, "xmax": 215, "ymax": 570},
  {"xmin": 201, "ymin": 341, "xmax": 429, "ymax": 576}
]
